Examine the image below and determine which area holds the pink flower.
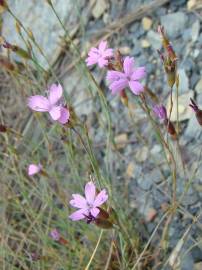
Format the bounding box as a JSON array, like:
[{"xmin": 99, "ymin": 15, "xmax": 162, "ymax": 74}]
[
  {"xmin": 28, "ymin": 163, "xmax": 42, "ymax": 176},
  {"xmin": 86, "ymin": 40, "xmax": 113, "ymax": 68},
  {"xmin": 69, "ymin": 181, "xmax": 108, "ymax": 221},
  {"xmin": 27, "ymin": 84, "xmax": 70, "ymax": 124},
  {"xmin": 106, "ymin": 56, "xmax": 146, "ymax": 95},
  {"xmin": 153, "ymin": 104, "xmax": 167, "ymax": 120},
  {"xmin": 50, "ymin": 229, "xmax": 60, "ymax": 241}
]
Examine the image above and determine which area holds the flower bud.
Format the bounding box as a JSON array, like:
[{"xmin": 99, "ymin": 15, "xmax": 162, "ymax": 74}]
[
  {"xmin": 158, "ymin": 25, "xmax": 177, "ymax": 88},
  {"xmin": 0, "ymin": 124, "xmax": 7, "ymax": 132},
  {"xmin": 94, "ymin": 218, "xmax": 113, "ymax": 229},
  {"xmin": 0, "ymin": 0, "xmax": 8, "ymax": 13},
  {"xmin": 164, "ymin": 119, "xmax": 177, "ymax": 140},
  {"xmin": 120, "ymin": 89, "xmax": 128, "ymax": 107},
  {"xmin": 189, "ymin": 98, "xmax": 202, "ymax": 126},
  {"xmin": 0, "ymin": 56, "xmax": 17, "ymax": 72},
  {"xmin": 153, "ymin": 104, "xmax": 167, "ymax": 120},
  {"xmin": 50, "ymin": 229, "xmax": 60, "ymax": 241},
  {"xmin": 97, "ymin": 207, "xmax": 109, "ymax": 219},
  {"xmin": 14, "ymin": 46, "xmax": 31, "ymax": 60},
  {"xmin": 164, "ymin": 58, "xmax": 177, "ymax": 88}
]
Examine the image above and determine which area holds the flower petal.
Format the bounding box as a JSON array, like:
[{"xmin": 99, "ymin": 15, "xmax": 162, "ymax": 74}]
[
  {"xmin": 27, "ymin": 96, "xmax": 50, "ymax": 112},
  {"xmin": 49, "ymin": 106, "xmax": 61, "ymax": 120},
  {"xmin": 58, "ymin": 107, "xmax": 70, "ymax": 124},
  {"xmin": 153, "ymin": 105, "xmax": 167, "ymax": 120},
  {"xmin": 90, "ymin": 207, "xmax": 100, "ymax": 218},
  {"xmin": 123, "ymin": 56, "xmax": 135, "ymax": 76},
  {"xmin": 109, "ymin": 79, "xmax": 128, "ymax": 94},
  {"xmin": 28, "ymin": 164, "xmax": 41, "ymax": 176},
  {"xmin": 102, "ymin": 48, "xmax": 113, "ymax": 58},
  {"xmin": 85, "ymin": 55, "xmax": 99, "ymax": 66},
  {"xmin": 131, "ymin": 67, "xmax": 146, "ymax": 80},
  {"xmin": 128, "ymin": 81, "xmax": 144, "ymax": 95},
  {"xmin": 48, "ymin": 84, "xmax": 63, "ymax": 105},
  {"xmin": 70, "ymin": 194, "xmax": 88, "ymax": 209},
  {"xmin": 98, "ymin": 58, "xmax": 108, "ymax": 68},
  {"xmin": 106, "ymin": 71, "xmax": 125, "ymax": 82},
  {"xmin": 93, "ymin": 189, "xmax": 108, "ymax": 207},
  {"xmin": 50, "ymin": 229, "xmax": 60, "ymax": 241},
  {"xmin": 69, "ymin": 208, "xmax": 88, "ymax": 221},
  {"xmin": 98, "ymin": 40, "xmax": 107, "ymax": 52},
  {"xmin": 85, "ymin": 181, "xmax": 96, "ymax": 204}
]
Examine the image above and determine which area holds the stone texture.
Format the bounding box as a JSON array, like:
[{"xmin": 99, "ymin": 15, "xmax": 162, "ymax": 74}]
[
  {"xmin": 184, "ymin": 114, "xmax": 202, "ymax": 141},
  {"xmin": 191, "ymin": 20, "xmax": 200, "ymax": 43},
  {"xmin": 135, "ymin": 146, "xmax": 149, "ymax": 162},
  {"xmin": 195, "ymin": 78, "xmax": 202, "ymax": 94},
  {"xmin": 142, "ymin": 17, "xmax": 152, "ymax": 31},
  {"xmin": 2, "ymin": 0, "xmax": 81, "ymax": 68},
  {"xmin": 166, "ymin": 91, "xmax": 194, "ymax": 122},
  {"xmin": 91, "ymin": 0, "xmax": 107, "ymax": 19},
  {"xmin": 141, "ymin": 39, "xmax": 150, "ymax": 48},
  {"xmin": 177, "ymin": 69, "xmax": 189, "ymax": 93},
  {"xmin": 146, "ymin": 30, "xmax": 162, "ymax": 50},
  {"xmin": 63, "ymin": 70, "xmax": 93, "ymax": 116},
  {"xmin": 160, "ymin": 12, "xmax": 188, "ymax": 38},
  {"xmin": 114, "ymin": 133, "xmax": 128, "ymax": 149}
]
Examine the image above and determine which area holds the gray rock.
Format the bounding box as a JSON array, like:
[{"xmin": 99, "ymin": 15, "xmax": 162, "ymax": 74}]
[
  {"xmin": 136, "ymin": 55, "xmax": 147, "ymax": 66},
  {"xmin": 192, "ymin": 49, "xmax": 200, "ymax": 59},
  {"xmin": 182, "ymin": 29, "xmax": 192, "ymax": 42},
  {"xmin": 137, "ymin": 173, "xmax": 153, "ymax": 191},
  {"xmin": 183, "ymin": 58, "xmax": 194, "ymax": 72},
  {"xmin": 2, "ymin": 0, "xmax": 80, "ymax": 68},
  {"xmin": 190, "ymin": 73, "xmax": 200, "ymax": 89},
  {"xmin": 131, "ymin": 27, "xmax": 145, "ymax": 39},
  {"xmin": 195, "ymin": 78, "xmax": 202, "ymax": 94},
  {"xmin": 181, "ymin": 187, "xmax": 199, "ymax": 206},
  {"xmin": 132, "ymin": 45, "xmax": 141, "ymax": 56},
  {"xmin": 149, "ymin": 169, "xmax": 163, "ymax": 184},
  {"xmin": 197, "ymin": 93, "xmax": 202, "ymax": 104},
  {"xmin": 130, "ymin": 187, "xmax": 154, "ymax": 219},
  {"xmin": 172, "ymin": 0, "xmax": 187, "ymax": 6},
  {"xmin": 137, "ymin": 175, "xmax": 152, "ymax": 191},
  {"xmin": 180, "ymin": 252, "xmax": 194, "ymax": 270},
  {"xmin": 151, "ymin": 145, "xmax": 161, "ymax": 155},
  {"xmin": 63, "ymin": 71, "xmax": 93, "ymax": 116},
  {"xmin": 195, "ymin": 262, "xmax": 202, "ymax": 270},
  {"xmin": 111, "ymin": 0, "xmax": 125, "ymax": 19},
  {"xmin": 198, "ymin": 33, "xmax": 202, "ymax": 45},
  {"xmin": 160, "ymin": 12, "xmax": 188, "ymax": 38},
  {"xmin": 146, "ymin": 30, "xmax": 162, "ymax": 50},
  {"xmin": 191, "ymin": 20, "xmax": 200, "ymax": 43},
  {"xmin": 177, "ymin": 69, "xmax": 189, "ymax": 93}
]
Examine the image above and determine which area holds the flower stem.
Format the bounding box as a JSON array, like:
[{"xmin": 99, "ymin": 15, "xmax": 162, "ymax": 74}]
[{"xmin": 84, "ymin": 230, "xmax": 104, "ymax": 270}]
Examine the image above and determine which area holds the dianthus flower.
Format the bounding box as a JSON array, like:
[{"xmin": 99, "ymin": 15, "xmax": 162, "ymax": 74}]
[
  {"xmin": 50, "ymin": 229, "xmax": 60, "ymax": 241},
  {"xmin": 189, "ymin": 98, "xmax": 202, "ymax": 126},
  {"xmin": 69, "ymin": 181, "xmax": 108, "ymax": 221},
  {"xmin": 27, "ymin": 84, "xmax": 69, "ymax": 124},
  {"xmin": 28, "ymin": 163, "xmax": 42, "ymax": 176},
  {"xmin": 86, "ymin": 40, "xmax": 113, "ymax": 68},
  {"xmin": 153, "ymin": 104, "xmax": 167, "ymax": 120},
  {"xmin": 106, "ymin": 56, "xmax": 146, "ymax": 95}
]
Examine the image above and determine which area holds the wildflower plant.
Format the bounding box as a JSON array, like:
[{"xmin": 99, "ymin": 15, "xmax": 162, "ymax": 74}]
[
  {"xmin": 69, "ymin": 181, "xmax": 108, "ymax": 222},
  {"xmin": 1, "ymin": 1, "xmax": 202, "ymax": 269},
  {"xmin": 27, "ymin": 163, "xmax": 42, "ymax": 176},
  {"xmin": 107, "ymin": 56, "xmax": 146, "ymax": 95},
  {"xmin": 28, "ymin": 84, "xmax": 70, "ymax": 124}
]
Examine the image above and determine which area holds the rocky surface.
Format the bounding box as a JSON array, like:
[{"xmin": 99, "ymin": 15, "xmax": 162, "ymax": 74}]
[{"xmin": 2, "ymin": 0, "xmax": 84, "ymax": 68}]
